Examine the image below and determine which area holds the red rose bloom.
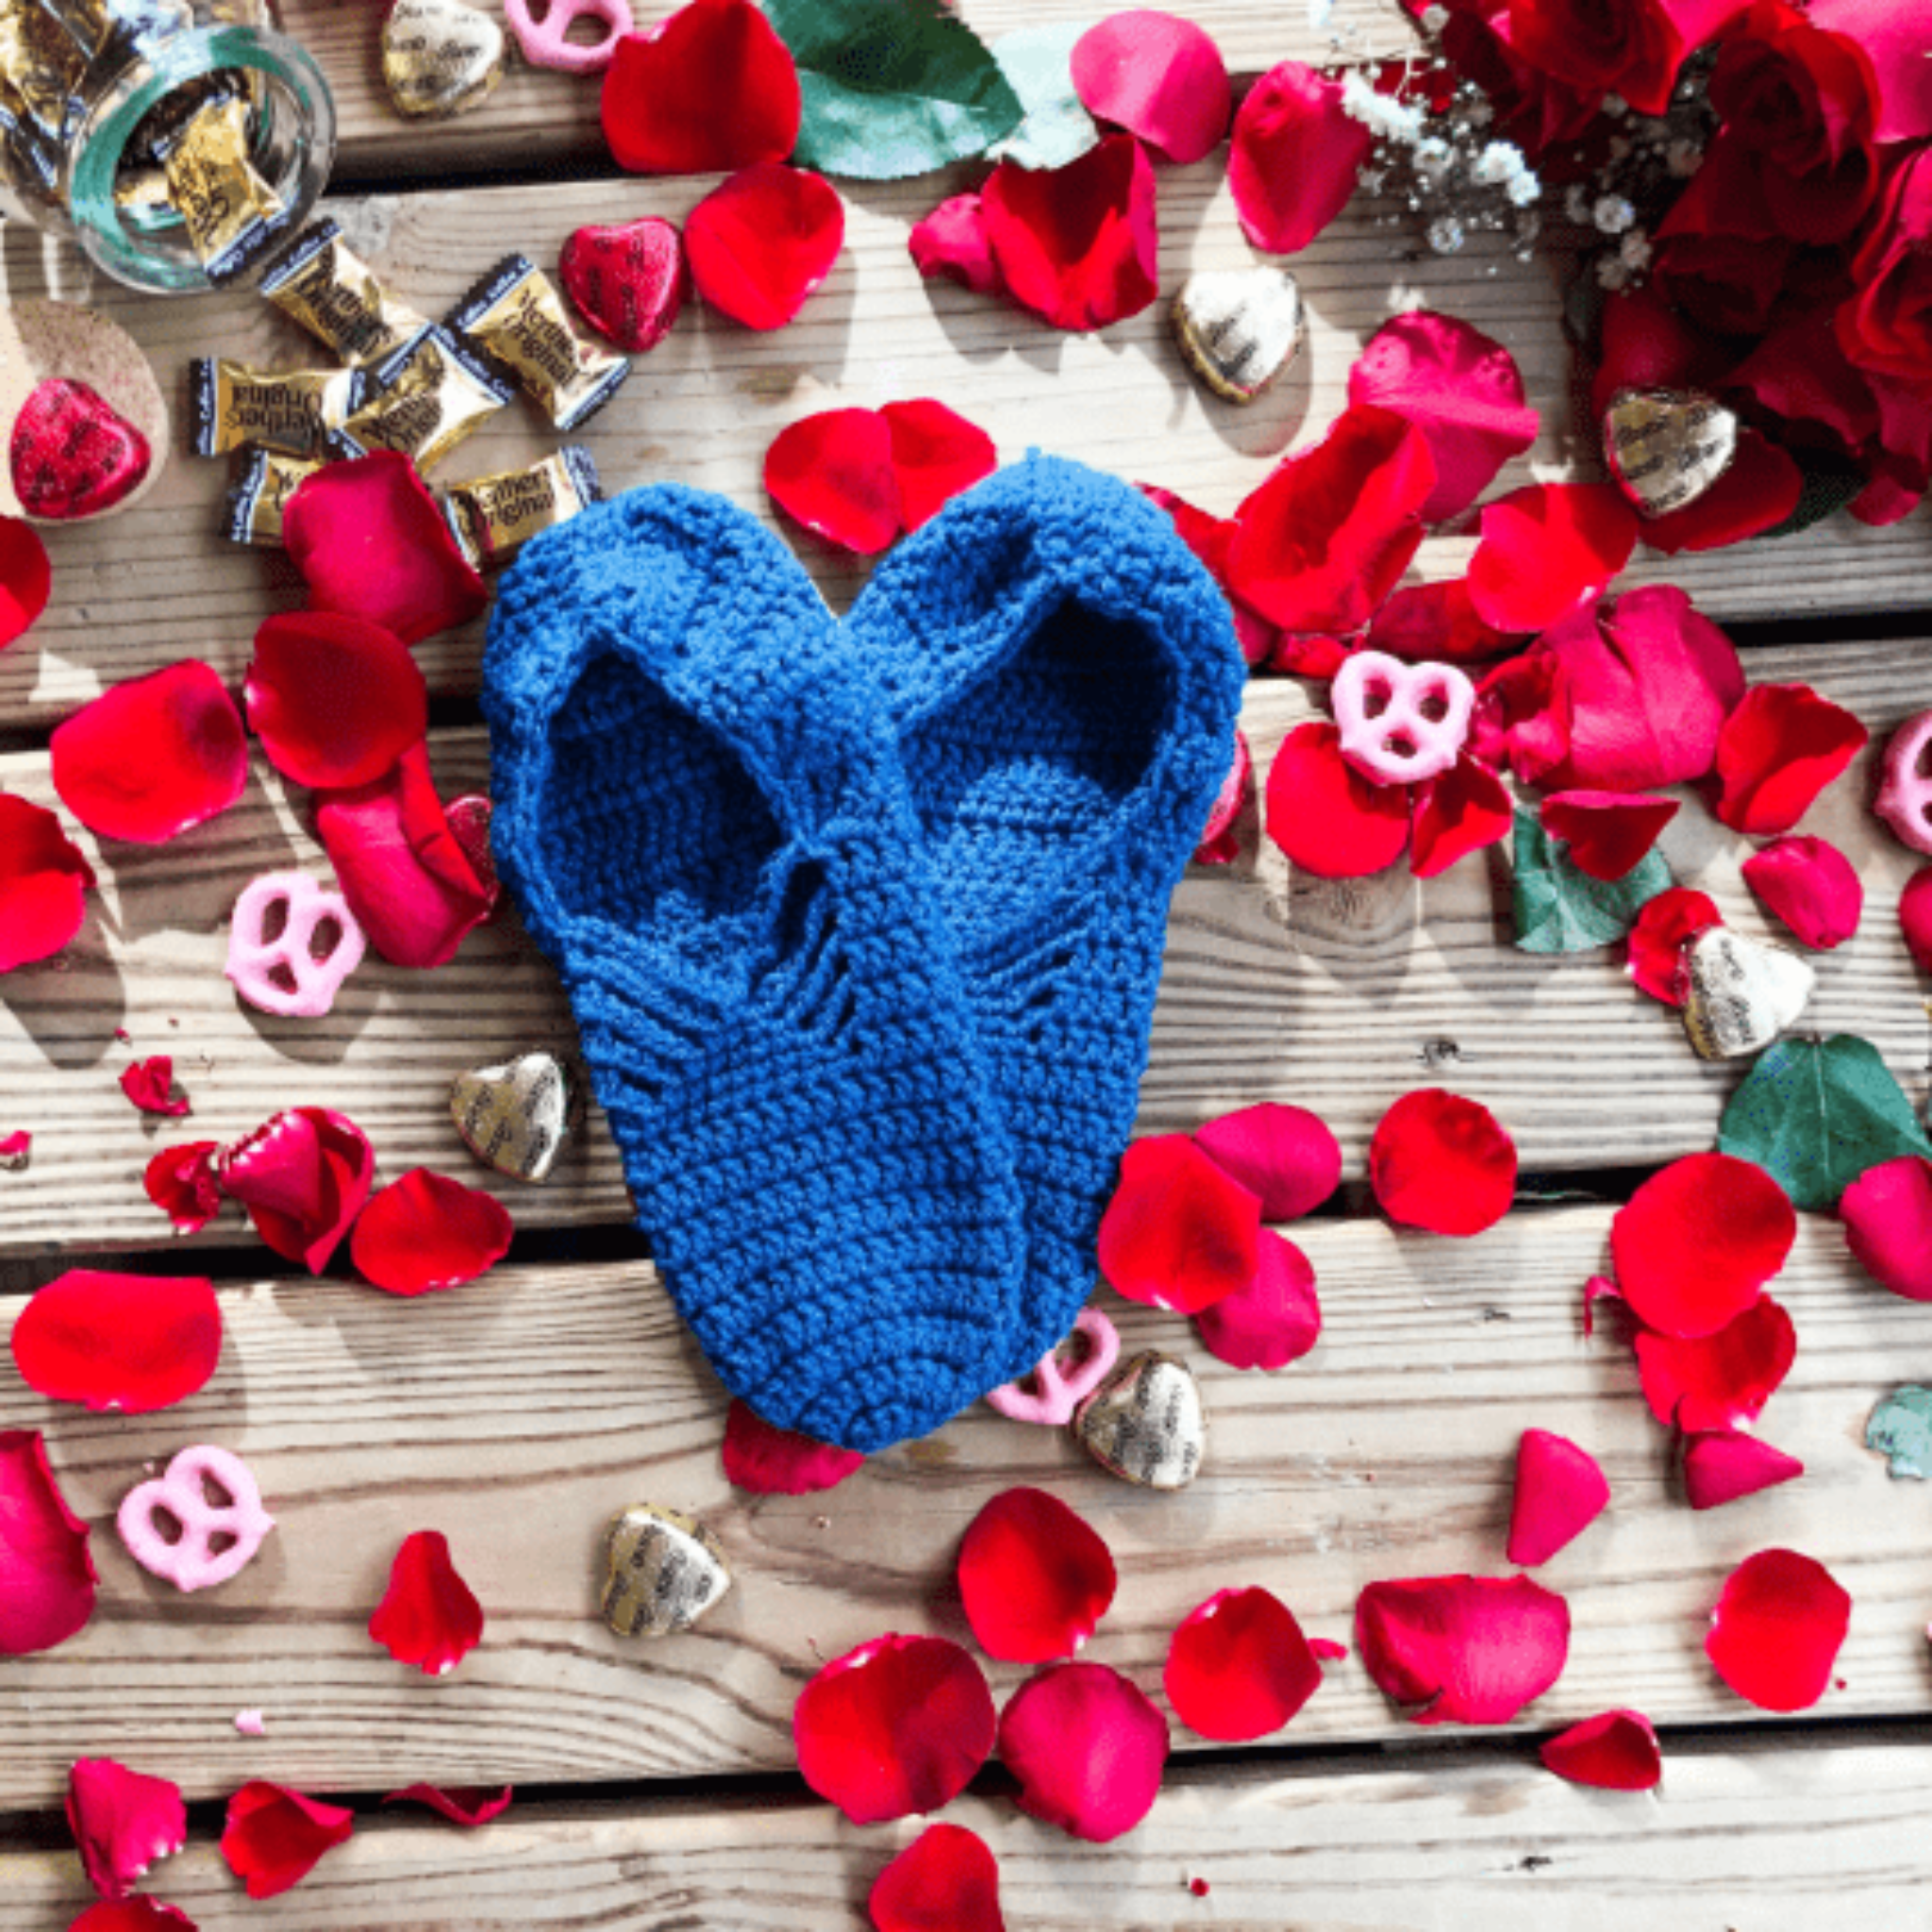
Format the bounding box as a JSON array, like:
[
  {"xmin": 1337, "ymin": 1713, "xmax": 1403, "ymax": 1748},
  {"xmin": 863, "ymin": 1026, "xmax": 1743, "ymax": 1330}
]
[
  {"xmin": 1837, "ymin": 146, "xmax": 1932, "ymax": 401},
  {"xmin": 1404, "ymin": 0, "xmax": 1602, "ymax": 163},
  {"xmin": 1503, "ymin": 0, "xmax": 1743, "ymax": 118}
]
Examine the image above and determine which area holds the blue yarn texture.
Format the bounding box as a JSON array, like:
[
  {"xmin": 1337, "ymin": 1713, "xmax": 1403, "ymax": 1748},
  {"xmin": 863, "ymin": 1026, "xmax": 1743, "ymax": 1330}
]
[{"xmin": 483, "ymin": 454, "xmax": 1242, "ymax": 1451}]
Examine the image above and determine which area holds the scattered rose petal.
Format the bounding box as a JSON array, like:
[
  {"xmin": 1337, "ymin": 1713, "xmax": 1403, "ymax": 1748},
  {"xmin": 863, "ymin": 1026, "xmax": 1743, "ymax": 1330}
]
[
  {"xmin": 1228, "ymin": 59, "xmax": 1373, "ymax": 254},
  {"xmin": 764, "ymin": 409, "xmax": 897, "ymax": 554},
  {"xmin": 1192, "ymin": 727, "xmax": 1252, "ymax": 864},
  {"xmin": 350, "ymin": 1168, "xmax": 514, "ymax": 1297},
  {"xmin": 0, "ymin": 793, "xmax": 93, "ymax": 973},
  {"xmin": 70, "ymin": 1904, "xmax": 197, "ymax": 1931},
  {"xmin": 1369, "ymin": 579, "xmax": 1512, "ymax": 666},
  {"xmin": 1581, "ymin": 1274, "xmax": 1624, "ymax": 1340},
  {"xmin": 1741, "ymin": 836, "xmax": 1863, "ymax": 950},
  {"xmin": 1192, "ymin": 1229, "xmax": 1321, "ymax": 1371},
  {"xmin": 1708, "ymin": 683, "xmax": 1869, "ymax": 837},
  {"xmin": 1466, "ymin": 485, "xmax": 1639, "ymax": 635},
  {"xmin": 1309, "ymin": 1636, "xmax": 1348, "ymax": 1661},
  {"xmin": 11, "ymin": 1271, "xmax": 220, "ymax": 1414},
  {"xmin": 119, "ymin": 1057, "xmax": 188, "ymax": 1118},
  {"xmin": 1841, "ymin": 1155, "xmax": 1932, "ymax": 1301},
  {"xmin": 687, "ymin": 162, "xmax": 844, "ymax": 331},
  {"xmin": 142, "ymin": 1142, "xmax": 224, "ymax": 1235},
  {"xmin": 1626, "ymin": 887, "xmax": 1723, "ymax": 1005},
  {"xmin": 66, "ymin": 1759, "xmax": 187, "ymax": 1901},
  {"xmin": 0, "ymin": 1429, "xmax": 95, "ymax": 1654},
  {"xmin": 1635, "ymin": 1296, "xmax": 1798, "ymax": 1433},
  {"xmin": 50, "ymin": 661, "xmax": 246, "ymax": 845},
  {"xmin": 1610, "ymin": 1153, "xmax": 1796, "ymax": 1339},
  {"xmin": 1263, "ymin": 721, "xmax": 1411, "ymax": 879},
  {"xmin": 1409, "ymin": 753, "xmax": 1514, "ymax": 879},
  {"xmin": 1141, "ymin": 486, "xmax": 1276, "ymax": 664},
  {"xmin": 1193, "ymin": 1102, "xmax": 1341, "ymax": 1221},
  {"xmin": 383, "ymin": 1785, "xmax": 512, "ymax": 1826},
  {"xmin": 368, "ymin": 1531, "xmax": 485, "ymax": 1675},
  {"xmin": 1684, "ymin": 1431, "xmax": 1806, "ymax": 1509},
  {"xmin": 0, "ymin": 515, "xmax": 50, "ymax": 647},
  {"xmin": 1539, "ymin": 791, "xmax": 1677, "ymax": 883},
  {"xmin": 219, "ymin": 1783, "xmax": 354, "ymax": 1900},
  {"xmin": 244, "ymin": 612, "xmax": 427, "ymax": 791},
  {"xmin": 881, "ymin": 399, "xmax": 997, "ymax": 533},
  {"xmin": 1356, "ymin": 1574, "xmax": 1570, "ymax": 1724},
  {"xmin": 998, "ymin": 1661, "xmax": 1169, "ymax": 1842},
  {"xmin": 0, "ymin": 1129, "xmax": 29, "ymax": 1169},
  {"xmin": 283, "ymin": 454, "xmax": 488, "ymax": 648},
  {"xmin": 1705, "ymin": 1549, "xmax": 1850, "ymax": 1712},
  {"xmin": 1904, "ymin": 865, "xmax": 1932, "ymax": 974},
  {"xmin": 1369, "ymin": 1089, "xmax": 1516, "ymax": 1238},
  {"xmin": 1471, "ymin": 649, "xmax": 1570, "ymax": 785},
  {"xmin": 869, "ymin": 1824, "xmax": 1005, "ymax": 1932},
  {"xmin": 1164, "ymin": 1586, "xmax": 1322, "ymax": 1741},
  {"xmin": 722, "ymin": 1399, "xmax": 865, "ymax": 1494},
  {"xmin": 908, "ymin": 192, "xmax": 1000, "ymax": 295},
  {"xmin": 1507, "ymin": 1429, "xmax": 1609, "ymax": 1568},
  {"xmin": 982, "ymin": 135, "xmax": 1158, "ymax": 332},
  {"xmin": 793, "ymin": 1634, "xmax": 995, "ymax": 1824},
  {"xmin": 219, "ymin": 1106, "xmax": 374, "ymax": 1274},
  {"xmin": 1096, "ymin": 1132, "xmax": 1260, "ymax": 1314},
  {"xmin": 958, "ymin": 1487, "xmax": 1116, "ymax": 1663},
  {"xmin": 1538, "ymin": 1710, "xmax": 1661, "ymax": 1790},
  {"xmin": 1069, "ymin": 11, "xmax": 1230, "ymax": 164}
]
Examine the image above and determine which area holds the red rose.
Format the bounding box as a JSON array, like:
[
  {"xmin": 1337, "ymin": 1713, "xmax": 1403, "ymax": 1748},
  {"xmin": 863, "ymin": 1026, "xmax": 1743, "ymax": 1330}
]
[
  {"xmin": 1402, "ymin": 0, "xmax": 1602, "ymax": 164},
  {"xmin": 1652, "ymin": 142, "xmax": 1792, "ymax": 338},
  {"xmin": 1502, "ymin": 0, "xmax": 1743, "ymax": 117},
  {"xmin": 1836, "ymin": 146, "xmax": 1932, "ymax": 402}
]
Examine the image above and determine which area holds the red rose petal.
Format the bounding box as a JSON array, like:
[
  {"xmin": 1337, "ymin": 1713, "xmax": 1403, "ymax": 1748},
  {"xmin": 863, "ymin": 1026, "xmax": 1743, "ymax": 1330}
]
[
  {"xmin": 1467, "ymin": 485, "xmax": 1638, "ymax": 635},
  {"xmin": 1356, "ymin": 1574, "xmax": 1570, "ymax": 1724},
  {"xmin": 1635, "ymin": 426, "xmax": 1804, "ymax": 555},
  {"xmin": 1070, "ymin": 11, "xmax": 1231, "ymax": 164},
  {"xmin": 1840, "ymin": 1155, "xmax": 1932, "ymax": 1301},
  {"xmin": 722, "ymin": 1398, "xmax": 865, "ymax": 1494},
  {"xmin": 12, "ymin": 1270, "xmax": 221, "ymax": 1414},
  {"xmin": 982, "ymin": 135, "xmax": 1158, "ymax": 333},
  {"xmin": 350, "ymin": 1168, "xmax": 513, "ymax": 1297},
  {"xmin": 793, "ymin": 1634, "xmax": 995, "ymax": 1824},
  {"xmin": 1904, "ymin": 865, "xmax": 1932, "ymax": 974},
  {"xmin": 367, "ymin": 1529, "xmax": 485, "ymax": 1675},
  {"xmin": 687, "ymin": 162, "xmax": 844, "ymax": 331},
  {"xmin": 1538, "ymin": 1710, "xmax": 1661, "ymax": 1790},
  {"xmin": 0, "ymin": 1128, "xmax": 27, "ymax": 1166},
  {"xmin": 1740, "ymin": 835, "xmax": 1862, "ymax": 949},
  {"xmin": 1708, "ymin": 683, "xmax": 1869, "ymax": 837},
  {"xmin": 1228, "ymin": 406, "xmax": 1435, "ymax": 635},
  {"xmin": 1610, "ymin": 1152, "xmax": 1796, "ymax": 1339},
  {"xmin": 50, "ymin": 661, "xmax": 246, "ymax": 846},
  {"xmin": 1192, "ymin": 726, "xmax": 1252, "ymax": 864},
  {"xmin": 0, "ymin": 793, "xmax": 92, "ymax": 972},
  {"xmin": 1634, "ymin": 1296, "xmax": 1797, "ymax": 1433},
  {"xmin": 1263, "ymin": 721, "xmax": 1412, "ymax": 879},
  {"xmin": 1539, "ymin": 790, "xmax": 1678, "ymax": 882},
  {"xmin": 881, "ymin": 399, "xmax": 997, "ymax": 533},
  {"xmin": 1191, "ymin": 1229, "xmax": 1321, "ymax": 1372},
  {"xmin": 0, "ymin": 1429, "xmax": 95, "ymax": 1654},
  {"xmin": 119, "ymin": 1056, "xmax": 188, "ymax": 1118},
  {"xmin": 383, "ymin": 1784, "xmax": 513, "ymax": 1826},
  {"xmin": 1683, "ymin": 1431, "xmax": 1805, "ymax": 1510},
  {"xmin": 142, "ymin": 1141, "xmax": 224, "ymax": 1235},
  {"xmin": 1705, "ymin": 1548, "xmax": 1850, "ymax": 1712},
  {"xmin": 1194, "ymin": 1103, "xmax": 1341, "ymax": 1221},
  {"xmin": 70, "ymin": 1904, "xmax": 197, "ymax": 1932},
  {"xmin": 1852, "ymin": 475, "xmax": 1921, "ymax": 527},
  {"xmin": 998, "ymin": 1661, "xmax": 1169, "ymax": 1842},
  {"xmin": 219, "ymin": 1782, "xmax": 354, "ymax": 1900},
  {"xmin": 1369, "ymin": 1089, "xmax": 1516, "ymax": 1238},
  {"xmin": 958, "ymin": 1487, "xmax": 1116, "ymax": 1664},
  {"xmin": 1096, "ymin": 1132, "xmax": 1261, "ymax": 1314},
  {"xmin": 600, "ymin": 0, "xmax": 800, "ymax": 175},
  {"xmin": 244, "ymin": 611, "xmax": 427, "ymax": 791},
  {"xmin": 219, "ymin": 1106, "xmax": 374, "ymax": 1274},
  {"xmin": 1141, "ymin": 486, "xmax": 1276, "ymax": 665},
  {"xmin": 1309, "ymin": 1637, "xmax": 1348, "ymax": 1661},
  {"xmin": 908, "ymin": 192, "xmax": 1000, "ymax": 296},
  {"xmin": 1409, "ymin": 752, "xmax": 1513, "ymax": 880},
  {"xmin": 1507, "ymin": 1428, "xmax": 1609, "ymax": 1568},
  {"xmin": 283, "ymin": 453, "xmax": 488, "ymax": 648},
  {"xmin": 1626, "ymin": 887, "xmax": 1723, "ymax": 1005},
  {"xmin": 869, "ymin": 1823, "xmax": 1005, "ymax": 1932},
  {"xmin": 1347, "ymin": 312, "xmax": 1540, "ymax": 524},
  {"xmin": 764, "ymin": 409, "xmax": 898, "ymax": 554},
  {"xmin": 1369, "ymin": 578, "xmax": 1512, "ymax": 667},
  {"xmin": 1164, "ymin": 1586, "xmax": 1322, "ymax": 1741},
  {"xmin": 1471, "ymin": 649, "xmax": 1571, "ymax": 786},
  {"xmin": 315, "ymin": 741, "xmax": 493, "ymax": 970},
  {"xmin": 1582, "ymin": 1273, "xmax": 1624, "ymax": 1340},
  {"xmin": 67, "ymin": 1758, "xmax": 187, "ymax": 1900},
  {"xmin": 0, "ymin": 514, "xmax": 50, "ymax": 647},
  {"xmin": 1228, "ymin": 59, "xmax": 1373, "ymax": 253}
]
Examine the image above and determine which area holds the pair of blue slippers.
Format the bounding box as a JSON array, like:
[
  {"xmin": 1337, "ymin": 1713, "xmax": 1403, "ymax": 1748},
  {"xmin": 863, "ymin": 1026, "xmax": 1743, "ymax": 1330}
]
[{"xmin": 483, "ymin": 455, "xmax": 1245, "ymax": 1452}]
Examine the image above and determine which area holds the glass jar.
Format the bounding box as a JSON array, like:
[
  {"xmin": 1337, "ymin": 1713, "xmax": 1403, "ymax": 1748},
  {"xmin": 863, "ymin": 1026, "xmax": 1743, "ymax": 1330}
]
[{"xmin": 0, "ymin": 0, "xmax": 334, "ymax": 293}]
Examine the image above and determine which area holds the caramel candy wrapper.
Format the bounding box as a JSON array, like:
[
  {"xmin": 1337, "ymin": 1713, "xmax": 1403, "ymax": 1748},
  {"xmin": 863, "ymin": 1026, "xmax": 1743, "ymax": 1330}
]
[
  {"xmin": 330, "ymin": 325, "xmax": 512, "ymax": 472},
  {"xmin": 260, "ymin": 218, "xmax": 432, "ymax": 367},
  {"xmin": 223, "ymin": 446, "xmax": 321, "ymax": 545},
  {"xmin": 443, "ymin": 446, "xmax": 600, "ymax": 568},
  {"xmin": 157, "ymin": 92, "xmax": 294, "ymax": 284},
  {"xmin": 451, "ymin": 253, "xmax": 628, "ymax": 433},
  {"xmin": 190, "ymin": 358, "xmax": 365, "ymax": 458}
]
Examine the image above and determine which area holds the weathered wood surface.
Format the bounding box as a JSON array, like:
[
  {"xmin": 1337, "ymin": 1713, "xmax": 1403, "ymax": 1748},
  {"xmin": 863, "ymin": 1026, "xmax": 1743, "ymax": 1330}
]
[
  {"xmin": 0, "ymin": 1208, "xmax": 1924, "ymax": 1811},
  {"xmin": 6, "ymin": 1736, "xmax": 1930, "ymax": 1931},
  {"xmin": 2, "ymin": 638, "xmax": 1925, "ymax": 1256}
]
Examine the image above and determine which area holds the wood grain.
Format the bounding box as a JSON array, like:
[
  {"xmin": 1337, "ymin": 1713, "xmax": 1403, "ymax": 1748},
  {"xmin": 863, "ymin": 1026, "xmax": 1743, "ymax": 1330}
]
[{"xmin": 0, "ymin": 1207, "xmax": 1925, "ymax": 1809}]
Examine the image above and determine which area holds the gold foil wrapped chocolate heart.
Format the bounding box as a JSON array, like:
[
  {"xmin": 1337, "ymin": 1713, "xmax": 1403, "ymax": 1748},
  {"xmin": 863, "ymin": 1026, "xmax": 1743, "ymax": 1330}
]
[
  {"xmin": 1679, "ymin": 925, "xmax": 1814, "ymax": 1060},
  {"xmin": 1074, "ymin": 1350, "xmax": 1205, "ymax": 1490},
  {"xmin": 601, "ymin": 1505, "xmax": 731, "ymax": 1638},
  {"xmin": 381, "ymin": 0, "xmax": 508, "ymax": 120},
  {"xmin": 1604, "ymin": 388, "xmax": 1740, "ymax": 517},
  {"xmin": 449, "ymin": 1051, "xmax": 581, "ymax": 1184},
  {"xmin": 1172, "ymin": 268, "xmax": 1303, "ymax": 405}
]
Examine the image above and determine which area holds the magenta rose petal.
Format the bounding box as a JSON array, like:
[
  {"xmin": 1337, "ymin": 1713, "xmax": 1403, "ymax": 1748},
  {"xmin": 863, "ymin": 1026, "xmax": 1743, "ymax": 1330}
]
[
  {"xmin": 1096, "ymin": 1132, "xmax": 1261, "ymax": 1314},
  {"xmin": 11, "ymin": 1270, "xmax": 221, "ymax": 1414},
  {"xmin": 1228, "ymin": 59, "xmax": 1372, "ymax": 253},
  {"xmin": 142, "ymin": 1141, "xmax": 224, "ymax": 1235},
  {"xmin": 383, "ymin": 1784, "xmax": 513, "ymax": 1826},
  {"xmin": 0, "ymin": 1429, "xmax": 95, "ymax": 1654},
  {"xmin": 958, "ymin": 1487, "xmax": 1116, "ymax": 1664},
  {"xmin": 245, "ymin": 610, "xmax": 427, "ymax": 792},
  {"xmin": 119, "ymin": 1056, "xmax": 189, "ymax": 1117},
  {"xmin": 367, "ymin": 1530, "xmax": 486, "ymax": 1675},
  {"xmin": 1192, "ymin": 1229, "xmax": 1321, "ymax": 1372},
  {"xmin": 1683, "ymin": 1431, "xmax": 1805, "ymax": 1510},
  {"xmin": 1356, "ymin": 1574, "xmax": 1570, "ymax": 1725},
  {"xmin": 1069, "ymin": 11, "xmax": 1231, "ymax": 164},
  {"xmin": 66, "ymin": 1758, "xmax": 187, "ymax": 1900},
  {"xmin": 721, "ymin": 1399, "xmax": 865, "ymax": 1495},
  {"xmin": 1193, "ymin": 1102, "xmax": 1341, "ymax": 1221},
  {"xmin": 1507, "ymin": 1429, "xmax": 1609, "ymax": 1568},
  {"xmin": 1539, "ymin": 1710, "xmax": 1662, "ymax": 1790},
  {"xmin": 219, "ymin": 1106, "xmax": 374, "ymax": 1274},
  {"xmin": 1841, "ymin": 1155, "xmax": 1932, "ymax": 1300},
  {"xmin": 1626, "ymin": 887, "xmax": 1723, "ymax": 1006},
  {"xmin": 1740, "ymin": 835, "xmax": 1863, "ymax": 949},
  {"xmin": 350, "ymin": 1169, "xmax": 514, "ymax": 1297},
  {"xmin": 868, "ymin": 1823, "xmax": 1005, "ymax": 1932},
  {"xmin": 1164, "ymin": 1586, "xmax": 1323, "ymax": 1741},
  {"xmin": 219, "ymin": 1782, "xmax": 354, "ymax": 1900},
  {"xmin": 997, "ymin": 1661, "xmax": 1169, "ymax": 1842},
  {"xmin": 70, "ymin": 1902, "xmax": 198, "ymax": 1931},
  {"xmin": 1705, "ymin": 1549, "xmax": 1850, "ymax": 1712}
]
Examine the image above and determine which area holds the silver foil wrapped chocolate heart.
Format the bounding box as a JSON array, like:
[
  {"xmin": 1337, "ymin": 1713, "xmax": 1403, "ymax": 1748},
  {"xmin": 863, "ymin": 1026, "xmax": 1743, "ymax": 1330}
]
[
  {"xmin": 601, "ymin": 1505, "xmax": 731, "ymax": 1638},
  {"xmin": 381, "ymin": 0, "xmax": 508, "ymax": 120},
  {"xmin": 1679, "ymin": 925, "xmax": 1814, "ymax": 1060},
  {"xmin": 449, "ymin": 1051, "xmax": 582, "ymax": 1184},
  {"xmin": 1074, "ymin": 1350, "xmax": 1205, "ymax": 1490},
  {"xmin": 1604, "ymin": 388, "xmax": 1739, "ymax": 517},
  {"xmin": 1171, "ymin": 268, "xmax": 1303, "ymax": 405}
]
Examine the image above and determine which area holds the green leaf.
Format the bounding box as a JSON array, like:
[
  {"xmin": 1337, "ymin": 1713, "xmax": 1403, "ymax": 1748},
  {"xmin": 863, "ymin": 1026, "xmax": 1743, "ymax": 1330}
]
[
  {"xmin": 1511, "ymin": 807, "xmax": 1672, "ymax": 954},
  {"xmin": 766, "ymin": 0, "xmax": 1024, "ymax": 180},
  {"xmin": 987, "ymin": 23, "xmax": 1100, "ymax": 172},
  {"xmin": 1866, "ymin": 1385, "xmax": 1932, "ymax": 1480},
  {"xmin": 1717, "ymin": 1033, "xmax": 1932, "ymax": 1212}
]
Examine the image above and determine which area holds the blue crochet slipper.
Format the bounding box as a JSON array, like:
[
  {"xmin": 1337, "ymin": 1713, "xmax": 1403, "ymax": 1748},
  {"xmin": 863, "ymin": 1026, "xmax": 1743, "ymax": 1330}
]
[
  {"xmin": 846, "ymin": 455, "xmax": 1247, "ymax": 1381},
  {"xmin": 482, "ymin": 484, "xmax": 1027, "ymax": 1452}
]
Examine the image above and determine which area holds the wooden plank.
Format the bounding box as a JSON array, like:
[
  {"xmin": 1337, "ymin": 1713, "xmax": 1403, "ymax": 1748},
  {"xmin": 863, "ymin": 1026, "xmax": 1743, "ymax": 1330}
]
[
  {"xmin": 0, "ymin": 1208, "xmax": 1925, "ymax": 1809},
  {"xmin": 5, "ymin": 1737, "xmax": 1930, "ymax": 1930},
  {"xmin": 6, "ymin": 162, "xmax": 1926, "ymax": 732},
  {"xmin": 2, "ymin": 637, "xmax": 1926, "ymax": 1256}
]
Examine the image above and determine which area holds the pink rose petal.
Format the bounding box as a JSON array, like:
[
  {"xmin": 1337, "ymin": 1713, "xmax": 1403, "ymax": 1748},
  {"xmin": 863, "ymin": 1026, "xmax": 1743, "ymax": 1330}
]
[
  {"xmin": 1683, "ymin": 1431, "xmax": 1806, "ymax": 1509},
  {"xmin": 998, "ymin": 1661, "xmax": 1169, "ymax": 1842},
  {"xmin": 1840, "ymin": 1155, "xmax": 1932, "ymax": 1301},
  {"xmin": 219, "ymin": 1106, "xmax": 373, "ymax": 1275},
  {"xmin": 1193, "ymin": 1102, "xmax": 1341, "ymax": 1221},
  {"xmin": 1507, "ymin": 1428, "xmax": 1609, "ymax": 1567},
  {"xmin": 1070, "ymin": 10, "xmax": 1231, "ymax": 164},
  {"xmin": 1357, "ymin": 1574, "xmax": 1570, "ymax": 1725},
  {"xmin": 1539, "ymin": 1710, "xmax": 1661, "ymax": 1790},
  {"xmin": 0, "ymin": 1429, "xmax": 96, "ymax": 1655},
  {"xmin": 869, "ymin": 1824, "xmax": 1005, "ymax": 1932},
  {"xmin": 1741, "ymin": 835, "xmax": 1863, "ymax": 949},
  {"xmin": 66, "ymin": 1759, "xmax": 187, "ymax": 1901},
  {"xmin": 1228, "ymin": 60, "xmax": 1373, "ymax": 254},
  {"xmin": 1191, "ymin": 1229, "xmax": 1321, "ymax": 1372}
]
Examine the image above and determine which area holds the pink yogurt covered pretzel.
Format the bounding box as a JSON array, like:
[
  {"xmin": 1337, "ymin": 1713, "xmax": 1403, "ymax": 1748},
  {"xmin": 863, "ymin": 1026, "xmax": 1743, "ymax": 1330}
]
[{"xmin": 119, "ymin": 1445, "xmax": 275, "ymax": 1593}]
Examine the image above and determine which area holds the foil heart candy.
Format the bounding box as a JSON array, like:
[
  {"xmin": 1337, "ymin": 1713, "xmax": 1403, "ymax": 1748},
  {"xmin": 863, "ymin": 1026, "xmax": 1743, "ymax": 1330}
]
[
  {"xmin": 1171, "ymin": 267, "xmax": 1303, "ymax": 405},
  {"xmin": 1074, "ymin": 1350, "xmax": 1206, "ymax": 1490},
  {"xmin": 601, "ymin": 1504, "xmax": 731, "ymax": 1637},
  {"xmin": 1874, "ymin": 710, "xmax": 1932, "ymax": 858},
  {"xmin": 558, "ymin": 218, "xmax": 689, "ymax": 355},
  {"xmin": 10, "ymin": 378, "xmax": 152, "ymax": 521},
  {"xmin": 450, "ymin": 1051, "xmax": 582, "ymax": 1185},
  {"xmin": 1679, "ymin": 924, "xmax": 1814, "ymax": 1061},
  {"xmin": 382, "ymin": 0, "xmax": 508, "ymax": 120},
  {"xmin": 1603, "ymin": 388, "xmax": 1740, "ymax": 518}
]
